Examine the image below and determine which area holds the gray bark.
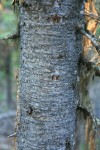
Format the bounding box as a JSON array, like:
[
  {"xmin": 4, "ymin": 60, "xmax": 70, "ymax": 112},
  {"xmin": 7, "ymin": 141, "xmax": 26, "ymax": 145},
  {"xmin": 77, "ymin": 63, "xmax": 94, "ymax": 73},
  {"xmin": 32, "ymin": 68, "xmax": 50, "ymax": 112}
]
[{"xmin": 16, "ymin": 0, "xmax": 83, "ymax": 149}]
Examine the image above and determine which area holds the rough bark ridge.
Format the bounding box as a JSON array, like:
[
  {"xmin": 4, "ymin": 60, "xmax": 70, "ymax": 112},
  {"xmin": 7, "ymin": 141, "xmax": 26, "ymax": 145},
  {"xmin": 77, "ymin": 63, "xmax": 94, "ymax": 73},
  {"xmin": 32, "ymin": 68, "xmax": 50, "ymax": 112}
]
[{"xmin": 16, "ymin": 0, "xmax": 83, "ymax": 149}]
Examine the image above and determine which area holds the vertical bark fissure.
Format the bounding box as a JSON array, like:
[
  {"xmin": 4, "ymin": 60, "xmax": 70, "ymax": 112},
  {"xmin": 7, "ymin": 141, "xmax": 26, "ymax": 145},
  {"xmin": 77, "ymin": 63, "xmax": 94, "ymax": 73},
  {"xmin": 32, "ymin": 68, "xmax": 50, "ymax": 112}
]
[{"xmin": 16, "ymin": 0, "xmax": 83, "ymax": 149}]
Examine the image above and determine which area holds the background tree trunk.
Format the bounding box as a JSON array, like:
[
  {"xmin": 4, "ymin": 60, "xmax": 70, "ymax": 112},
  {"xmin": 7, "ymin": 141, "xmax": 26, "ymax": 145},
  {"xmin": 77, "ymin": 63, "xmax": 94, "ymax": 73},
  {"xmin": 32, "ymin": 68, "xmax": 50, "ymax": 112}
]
[
  {"xmin": 5, "ymin": 50, "xmax": 12, "ymax": 108},
  {"xmin": 16, "ymin": 0, "xmax": 83, "ymax": 149}
]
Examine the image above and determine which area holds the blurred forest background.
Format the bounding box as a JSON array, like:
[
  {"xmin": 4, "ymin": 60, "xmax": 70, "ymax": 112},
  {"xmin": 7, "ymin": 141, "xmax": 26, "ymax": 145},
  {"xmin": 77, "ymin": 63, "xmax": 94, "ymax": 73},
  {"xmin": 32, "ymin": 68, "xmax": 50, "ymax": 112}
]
[
  {"xmin": 0, "ymin": 0, "xmax": 100, "ymax": 150},
  {"xmin": 0, "ymin": 0, "xmax": 18, "ymax": 149}
]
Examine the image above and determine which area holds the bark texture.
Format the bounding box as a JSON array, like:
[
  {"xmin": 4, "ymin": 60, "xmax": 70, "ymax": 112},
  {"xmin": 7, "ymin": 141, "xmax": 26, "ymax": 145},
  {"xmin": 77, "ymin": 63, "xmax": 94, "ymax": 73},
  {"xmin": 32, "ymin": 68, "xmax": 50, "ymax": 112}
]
[{"xmin": 16, "ymin": 0, "xmax": 83, "ymax": 149}]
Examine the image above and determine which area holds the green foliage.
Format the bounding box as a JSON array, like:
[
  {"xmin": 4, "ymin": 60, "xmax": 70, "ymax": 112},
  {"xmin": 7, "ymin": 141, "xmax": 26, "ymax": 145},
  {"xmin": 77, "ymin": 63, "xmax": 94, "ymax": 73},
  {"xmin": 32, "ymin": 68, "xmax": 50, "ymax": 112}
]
[
  {"xmin": 0, "ymin": 93, "xmax": 5, "ymax": 101},
  {"xmin": 0, "ymin": 0, "xmax": 19, "ymax": 104},
  {"xmin": 0, "ymin": 0, "xmax": 17, "ymax": 39},
  {"xmin": 1, "ymin": 0, "xmax": 12, "ymax": 8},
  {"xmin": 0, "ymin": 71, "xmax": 5, "ymax": 80}
]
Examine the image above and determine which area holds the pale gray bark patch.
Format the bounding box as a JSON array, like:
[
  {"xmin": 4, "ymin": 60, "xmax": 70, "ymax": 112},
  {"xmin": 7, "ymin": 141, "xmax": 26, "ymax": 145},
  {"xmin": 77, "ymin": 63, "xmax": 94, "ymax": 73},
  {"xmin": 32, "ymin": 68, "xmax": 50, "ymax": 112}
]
[{"xmin": 16, "ymin": 0, "xmax": 83, "ymax": 150}]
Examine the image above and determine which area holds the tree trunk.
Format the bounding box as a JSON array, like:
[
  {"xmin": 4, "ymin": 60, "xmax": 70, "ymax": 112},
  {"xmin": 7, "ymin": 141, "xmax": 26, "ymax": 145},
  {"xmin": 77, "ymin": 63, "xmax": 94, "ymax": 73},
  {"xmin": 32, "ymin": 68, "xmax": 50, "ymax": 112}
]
[{"xmin": 16, "ymin": 0, "xmax": 83, "ymax": 149}]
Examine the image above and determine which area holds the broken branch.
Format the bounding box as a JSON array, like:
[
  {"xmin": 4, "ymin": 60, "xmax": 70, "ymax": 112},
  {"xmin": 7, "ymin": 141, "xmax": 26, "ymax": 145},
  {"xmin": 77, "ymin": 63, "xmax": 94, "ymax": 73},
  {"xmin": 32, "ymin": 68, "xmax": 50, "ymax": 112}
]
[
  {"xmin": 77, "ymin": 104, "xmax": 100, "ymax": 126},
  {"xmin": 2, "ymin": 32, "xmax": 19, "ymax": 40},
  {"xmin": 79, "ymin": 26, "xmax": 100, "ymax": 53}
]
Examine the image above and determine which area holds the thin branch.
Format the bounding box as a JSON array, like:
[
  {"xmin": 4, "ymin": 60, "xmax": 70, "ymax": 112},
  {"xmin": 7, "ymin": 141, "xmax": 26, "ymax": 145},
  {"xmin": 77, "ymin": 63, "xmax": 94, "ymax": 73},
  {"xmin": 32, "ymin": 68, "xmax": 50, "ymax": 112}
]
[
  {"xmin": 2, "ymin": 32, "xmax": 19, "ymax": 40},
  {"xmin": 77, "ymin": 25, "xmax": 100, "ymax": 53},
  {"xmin": 77, "ymin": 104, "xmax": 100, "ymax": 126},
  {"xmin": 76, "ymin": 23, "xmax": 100, "ymax": 76},
  {"xmin": 77, "ymin": 104, "xmax": 93, "ymax": 117},
  {"xmin": 81, "ymin": 29, "xmax": 100, "ymax": 51},
  {"xmin": 8, "ymin": 132, "xmax": 16, "ymax": 138}
]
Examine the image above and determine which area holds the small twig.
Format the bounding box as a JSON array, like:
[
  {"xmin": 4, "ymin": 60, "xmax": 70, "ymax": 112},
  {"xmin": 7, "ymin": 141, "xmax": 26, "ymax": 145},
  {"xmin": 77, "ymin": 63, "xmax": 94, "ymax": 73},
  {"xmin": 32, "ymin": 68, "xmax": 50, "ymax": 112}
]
[
  {"xmin": 76, "ymin": 24, "xmax": 100, "ymax": 76},
  {"xmin": 77, "ymin": 104, "xmax": 93, "ymax": 117},
  {"xmin": 77, "ymin": 104, "xmax": 100, "ymax": 126},
  {"xmin": 79, "ymin": 27, "xmax": 100, "ymax": 53},
  {"xmin": 8, "ymin": 132, "xmax": 17, "ymax": 138},
  {"xmin": 77, "ymin": 23, "xmax": 100, "ymax": 53},
  {"xmin": 2, "ymin": 32, "xmax": 19, "ymax": 40}
]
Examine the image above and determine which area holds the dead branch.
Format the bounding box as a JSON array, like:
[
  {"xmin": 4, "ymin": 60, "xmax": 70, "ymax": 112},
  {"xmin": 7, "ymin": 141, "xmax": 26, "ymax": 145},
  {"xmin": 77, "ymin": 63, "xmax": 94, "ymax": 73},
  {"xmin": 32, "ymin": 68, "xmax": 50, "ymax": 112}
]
[
  {"xmin": 76, "ymin": 24, "xmax": 100, "ymax": 76},
  {"xmin": 77, "ymin": 104, "xmax": 100, "ymax": 126},
  {"xmin": 2, "ymin": 32, "xmax": 19, "ymax": 40},
  {"xmin": 79, "ymin": 26, "xmax": 100, "ymax": 53},
  {"xmin": 8, "ymin": 132, "xmax": 17, "ymax": 138}
]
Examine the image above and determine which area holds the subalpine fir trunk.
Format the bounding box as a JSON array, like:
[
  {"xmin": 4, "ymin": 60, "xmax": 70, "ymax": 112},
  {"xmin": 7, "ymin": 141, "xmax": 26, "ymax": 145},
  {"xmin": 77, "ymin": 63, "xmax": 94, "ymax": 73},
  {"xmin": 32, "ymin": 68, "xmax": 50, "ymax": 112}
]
[{"xmin": 16, "ymin": 0, "xmax": 83, "ymax": 149}]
